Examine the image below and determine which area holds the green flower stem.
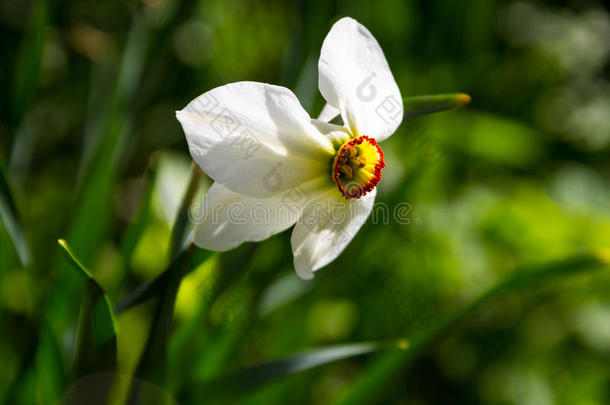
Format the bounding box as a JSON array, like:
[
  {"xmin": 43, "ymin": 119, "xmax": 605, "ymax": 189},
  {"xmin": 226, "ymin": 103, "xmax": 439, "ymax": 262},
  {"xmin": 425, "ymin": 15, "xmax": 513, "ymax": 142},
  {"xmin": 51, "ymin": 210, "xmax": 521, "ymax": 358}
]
[
  {"xmin": 168, "ymin": 163, "xmax": 204, "ymax": 260},
  {"xmin": 132, "ymin": 163, "xmax": 203, "ymax": 388}
]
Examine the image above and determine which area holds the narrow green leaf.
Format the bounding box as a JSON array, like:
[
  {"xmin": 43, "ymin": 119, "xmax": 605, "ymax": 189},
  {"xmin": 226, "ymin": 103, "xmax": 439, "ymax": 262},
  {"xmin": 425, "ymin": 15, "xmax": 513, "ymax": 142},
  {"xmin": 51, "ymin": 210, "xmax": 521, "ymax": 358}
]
[
  {"xmin": 334, "ymin": 250, "xmax": 610, "ymax": 405},
  {"xmin": 0, "ymin": 162, "xmax": 31, "ymax": 267},
  {"xmin": 403, "ymin": 93, "xmax": 471, "ymax": 120},
  {"xmin": 183, "ymin": 339, "xmax": 409, "ymax": 400},
  {"xmin": 9, "ymin": 0, "xmax": 48, "ymax": 177},
  {"xmin": 57, "ymin": 239, "xmax": 117, "ymax": 379},
  {"xmin": 10, "ymin": 0, "xmax": 47, "ymax": 126},
  {"xmin": 58, "ymin": 239, "xmax": 93, "ymax": 279}
]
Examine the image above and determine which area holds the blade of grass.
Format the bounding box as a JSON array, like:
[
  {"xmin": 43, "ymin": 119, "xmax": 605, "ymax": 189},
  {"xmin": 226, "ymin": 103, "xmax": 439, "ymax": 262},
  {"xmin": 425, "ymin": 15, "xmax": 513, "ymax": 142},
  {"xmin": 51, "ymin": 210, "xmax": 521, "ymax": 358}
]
[
  {"xmin": 0, "ymin": 161, "xmax": 31, "ymax": 267},
  {"xmin": 403, "ymin": 93, "xmax": 471, "ymax": 120},
  {"xmin": 334, "ymin": 250, "xmax": 610, "ymax": 405},
  {"xmin": 182, "ymin": 339, "xmax": 409, "ymax": 401},
  {"xmin": 9, "ymin": 0, "xmax": 47, "ymax": 128},
  {"xmin": 8, "ymin": 0, "xmax": 48, "ymax": 177},
  {"xmin": 58, "ymin": 239, "xmax": 117, "ymax": 379}
]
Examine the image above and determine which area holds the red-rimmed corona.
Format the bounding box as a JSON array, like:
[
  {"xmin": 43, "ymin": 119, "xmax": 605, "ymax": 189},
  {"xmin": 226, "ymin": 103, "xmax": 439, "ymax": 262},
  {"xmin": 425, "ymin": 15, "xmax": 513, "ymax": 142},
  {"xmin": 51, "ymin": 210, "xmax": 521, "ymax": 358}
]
[{"xmin": 332, "ymin": 136, "xmax": 385, "ymax": 199}]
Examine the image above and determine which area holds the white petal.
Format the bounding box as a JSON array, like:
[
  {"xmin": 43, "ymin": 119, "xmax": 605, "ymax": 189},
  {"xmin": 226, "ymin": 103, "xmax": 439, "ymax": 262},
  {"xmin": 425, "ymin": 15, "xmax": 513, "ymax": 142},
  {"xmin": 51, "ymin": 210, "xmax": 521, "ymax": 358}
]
[
  {"xmin": 310, "ymin": 119, "xmax": 352, "ymax": 147},
  {"xmin": 318, "ymin": 17, "xmax": 403, "ymax": 142},
  {"xmin": 291, "ymin": 187, "xmax": 377, "ymax": 279},
  {"xmin": 192, "ymin": 178, "xmax": 330, "ymax": 251},
  {"xmin": 177, "ymin": 81, "xmax": 335, "ymax": 198},
  {"xmin": 317, "ymin": 103, "xmax": 340, "ymax": 123}
]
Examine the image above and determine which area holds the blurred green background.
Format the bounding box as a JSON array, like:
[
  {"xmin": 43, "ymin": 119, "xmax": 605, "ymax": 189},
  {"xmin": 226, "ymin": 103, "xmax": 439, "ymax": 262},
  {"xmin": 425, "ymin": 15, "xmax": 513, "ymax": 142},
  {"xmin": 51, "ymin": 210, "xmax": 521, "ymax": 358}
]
[{"xmin": 2, "ymin": 0, "xmax": 610, "ymax": 404}]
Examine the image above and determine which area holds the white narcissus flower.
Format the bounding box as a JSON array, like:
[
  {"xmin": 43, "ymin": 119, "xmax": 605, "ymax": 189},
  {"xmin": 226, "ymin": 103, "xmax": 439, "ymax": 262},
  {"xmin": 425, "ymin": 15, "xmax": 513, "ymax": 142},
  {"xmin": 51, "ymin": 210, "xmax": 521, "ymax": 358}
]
[{"xmin": 176, "ymin": 17, "xmax": 403, "ymax": 279}]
